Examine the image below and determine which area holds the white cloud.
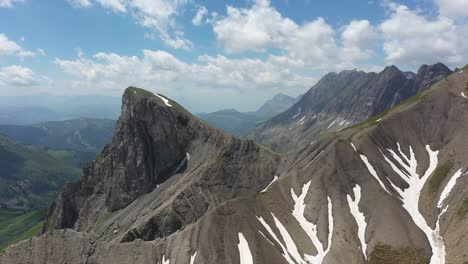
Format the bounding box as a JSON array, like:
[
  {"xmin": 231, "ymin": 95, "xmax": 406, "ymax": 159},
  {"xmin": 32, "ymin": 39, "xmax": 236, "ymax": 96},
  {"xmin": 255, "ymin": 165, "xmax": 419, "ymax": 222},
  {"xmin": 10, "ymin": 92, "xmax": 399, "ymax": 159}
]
[
  {"xmin": 0, "ymin": 65, "xmax": 40, "ymax": 86},
  {"xmin": 192, "ymin": 6, "xmax": 207, "ymax": 26},
  {"xmin": 67, "ymin": 0, "xmax": 92, "ymax": 8},
  {"xmin": 212, "ymin": 0, "xmax": 377, "ymax": 71},
  {"xmin": 341, "ymin": 20, "xmax": 376, "ymax": 60},
  {"xmin": 0, "ymin": 33, "xmax": 42, "ymax": 58},
  {"xmin": 0, "ymin": 34, "xmax": 22, "ymax": 55},
  {"xmin": 436, "ymin": 0, "xmax": 468, "ymax": 19},
  {"xmin": 0, "ymin": 0, "xmax": 23, "ymax": 8},
  {"xmin": 380, "ymin": 3, "xmax": 462, "ymax": 66},
  {"xmin": 96, "ymin": 0, "xmax": 126, "ymax": 13},
  {"xmin": 54, "ymin": 49, "xmax": 315, "ymax": 111},
  {"xmin": 213, "ymin": 0, "xmax": 296, "ymax": 53},
  {"xmin": 68, "ymin": 0, "xmax": 191, "ymax": 50}
]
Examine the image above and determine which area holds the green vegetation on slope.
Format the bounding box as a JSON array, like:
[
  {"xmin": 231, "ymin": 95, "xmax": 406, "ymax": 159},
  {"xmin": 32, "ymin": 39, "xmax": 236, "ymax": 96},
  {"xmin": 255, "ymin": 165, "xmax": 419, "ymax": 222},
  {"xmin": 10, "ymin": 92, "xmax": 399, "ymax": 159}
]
[
  {"xmin": 428, "ymin": 161, "xmax": 453, "ymax": 193},
  {"xmin": 458, "ymin": 197, "xmax": 468, "ymax": 217},
  {"xmin": 369, "ymin": 243, "xmax": 429, "ymax": 264},
  {"xmin": 0, "ymin": 134, "xmax": 81, "ymax": 209},
  {"xmin": 0, "ymin": 209, "xmax": 45, "ymax": 251}
]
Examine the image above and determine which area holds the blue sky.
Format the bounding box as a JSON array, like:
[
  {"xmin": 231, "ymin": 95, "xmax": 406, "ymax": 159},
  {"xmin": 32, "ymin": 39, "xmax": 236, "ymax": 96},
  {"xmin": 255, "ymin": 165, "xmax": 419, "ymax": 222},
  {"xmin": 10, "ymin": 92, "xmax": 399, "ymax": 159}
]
[{"xmin": 0, "ymin": 0, "xmax": 467, "ymax": 112}]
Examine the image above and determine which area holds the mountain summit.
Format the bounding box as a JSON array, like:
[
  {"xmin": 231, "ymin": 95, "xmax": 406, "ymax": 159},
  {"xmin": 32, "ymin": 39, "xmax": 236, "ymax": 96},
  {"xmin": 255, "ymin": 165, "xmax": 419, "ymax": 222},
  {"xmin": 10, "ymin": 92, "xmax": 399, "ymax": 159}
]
[{"xmin": 2, "ymin": 68, "xmax": 468, "ymax": 264}]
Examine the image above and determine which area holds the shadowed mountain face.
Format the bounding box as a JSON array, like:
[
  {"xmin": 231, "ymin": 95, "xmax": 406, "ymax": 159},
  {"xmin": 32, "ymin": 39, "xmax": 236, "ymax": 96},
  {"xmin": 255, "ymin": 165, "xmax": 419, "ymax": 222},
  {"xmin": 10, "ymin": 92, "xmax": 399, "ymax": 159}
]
[
  {"xmin": 247, "ymin": 63, "xmax": 452, "ymax": 153},
  {"xmin": 2, "ymin": 68, "xmax": 468, "ymax": 264}
]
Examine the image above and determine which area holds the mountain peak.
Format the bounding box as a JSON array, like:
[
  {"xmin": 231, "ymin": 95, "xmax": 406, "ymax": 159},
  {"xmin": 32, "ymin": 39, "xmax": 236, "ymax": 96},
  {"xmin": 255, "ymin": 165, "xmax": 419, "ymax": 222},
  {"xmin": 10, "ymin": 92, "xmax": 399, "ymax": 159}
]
[{"xmin": 381, "ymin": 65, "xmax": 401, "ymax": 74}]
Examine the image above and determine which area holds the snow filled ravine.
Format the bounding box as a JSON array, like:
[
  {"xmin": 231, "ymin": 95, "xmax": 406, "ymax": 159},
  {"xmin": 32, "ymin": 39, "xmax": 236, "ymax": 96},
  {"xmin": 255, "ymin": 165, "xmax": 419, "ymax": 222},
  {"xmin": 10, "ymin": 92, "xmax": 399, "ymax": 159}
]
[
  {"xmin": 257, "ymin": 181, "xmax": 333, "ymax": 264},
  {"xmin": 358, "ymin": 142, "xmax": 465, "ymax": 264}
]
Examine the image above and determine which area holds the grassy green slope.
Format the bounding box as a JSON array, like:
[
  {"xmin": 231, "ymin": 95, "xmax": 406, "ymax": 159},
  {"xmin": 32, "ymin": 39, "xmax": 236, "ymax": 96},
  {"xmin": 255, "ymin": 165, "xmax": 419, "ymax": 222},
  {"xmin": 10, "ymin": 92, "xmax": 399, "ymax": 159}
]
[
  {"xmin": 0, "ymin": 209, "xmax": 45, "ymax": 251},
  {"xmin": 0, "ymin": 134, "xmax": 81, "ymax": 209}
]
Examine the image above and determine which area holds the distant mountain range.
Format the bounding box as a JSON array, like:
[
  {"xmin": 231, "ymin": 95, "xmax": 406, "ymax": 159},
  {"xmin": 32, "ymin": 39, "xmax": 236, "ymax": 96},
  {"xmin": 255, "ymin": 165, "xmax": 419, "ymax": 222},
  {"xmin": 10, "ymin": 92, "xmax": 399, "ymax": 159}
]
[
  {"xmin": 4, "ymin": 66, "xmax": 467, "ymax": 264},
  {"xmin": 0, "ymin": 94, "xmax": 121, "ymax": 125},
  {"xmin": 247, "ymin": 63, "xmax": 452, "ymax": 152},
  {"xmin": 197, "ymin": 93, "xmax": 299, "ymax": 136}
]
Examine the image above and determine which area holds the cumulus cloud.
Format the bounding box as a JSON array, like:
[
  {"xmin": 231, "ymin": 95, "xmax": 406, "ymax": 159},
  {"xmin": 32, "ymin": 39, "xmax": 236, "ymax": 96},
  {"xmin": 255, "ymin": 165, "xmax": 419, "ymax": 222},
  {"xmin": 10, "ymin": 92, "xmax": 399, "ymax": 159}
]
[
  {"xmin": 54, "ymin": 49, "xmax": 315, "ymax": 110},
  {"xmin": 0, "ymin": 33, "xmax": 42, "ymax": 58},
  {"xmin": 0, "ymin": 65, "xmax": 40, "ymax": 86},
  {"xmin": 379, "ymin": 3, "xmax": 463, "ymax": 66},
  {"xmin": 436, "ymin": 0, "xmax": 468, "ymax": 19},
  {"xmin": 212, "ymin": 0, "xmax": 377, "ymax": 71},
  {"xmin": 68, "ymin": 0, "xmax": 192, "ymax": 50},
  {"xmin": 192, "ymin": 6, "xmax": 207, "ymax": 26},
  {"xmin": 0, "ymin": 0, "xmax": 23, "ymax": 8},
  {"xmin": 341, "ymin": 20, "xmax": 376, "ymax": 61}
]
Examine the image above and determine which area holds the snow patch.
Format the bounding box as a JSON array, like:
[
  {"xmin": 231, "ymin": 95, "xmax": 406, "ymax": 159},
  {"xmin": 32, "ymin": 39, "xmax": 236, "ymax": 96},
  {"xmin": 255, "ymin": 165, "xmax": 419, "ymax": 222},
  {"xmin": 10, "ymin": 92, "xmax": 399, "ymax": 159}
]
[
  {"xmin": 327, "ymin": 120, "xmax": 337, "ymax": 129},
  {"xmin": 238, "ymin": 233, "xmax": 254, "ymax": 264},
  {"xmin": 376, "ymin": 118, "xmax": 383, "ymax": 122},
  {"xmin": 361, "ymin": 143, "xmax": 458, "ymax": 264},
  {"xmin": 350, "ymin": 143, "xmax": 357, "ymax": 152},
  {"xmin": 260, "ymin": 175, "xmax": 279, "ymax": 193},
  {"xmin": 359, "ymin": 155, "xmax": 391, "ymax": 194},
  {"xmin": 291, "ymin": 182, "xmax": 333, "ymax": 264},
  {"xmin": 346, "ymin": 184, "xmax": 367, "ymax": 260},
  {"xmin": 298, "ymin": 116, "xmax": 306, "ymax": 125},
  {"xmin": 461, "ymin": 92, "xmax": 467, "ymax": 99},
  {"xmin": 190, "ymin": 251, "xmax": 197, "ymax": 264},
  {"xmin": 186, "ymin": 152, "xmax": 191, "ymax": 161},
  {"xmin": 161, "ymin": 255, "xmax": 170, "ymax": 264},
  {"xmin": 154, "ymin": 93, "xmax": 173, "ymax": 107},
  {"xmin": 257, "ymin": 216, "xmax": 297, "ymax": 264},
  {"xmin": 292, "ymin": 107, "xmax": 302, "ymax": 119},
  {"xmin": 437, "ymin": 169, "xmax": 464, "ymax": 208},
  {"xmin": 257, "ymin": 181, "xmax": 334, "ymax": 264}
]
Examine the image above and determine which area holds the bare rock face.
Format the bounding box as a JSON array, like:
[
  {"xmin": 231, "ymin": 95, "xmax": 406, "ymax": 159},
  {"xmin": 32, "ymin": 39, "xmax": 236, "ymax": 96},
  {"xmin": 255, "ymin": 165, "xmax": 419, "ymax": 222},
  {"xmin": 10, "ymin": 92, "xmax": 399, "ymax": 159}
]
[
  {"xmin": 2, "ymin": 67, "xmax": 468, "ymax": 264},
  {"xmin": 247, "ymin": 63, "xmax": 452, "ymax": 153},
  {"xmin": 43, "ymin": 87, "xmax": 280, "ymax": 238}
]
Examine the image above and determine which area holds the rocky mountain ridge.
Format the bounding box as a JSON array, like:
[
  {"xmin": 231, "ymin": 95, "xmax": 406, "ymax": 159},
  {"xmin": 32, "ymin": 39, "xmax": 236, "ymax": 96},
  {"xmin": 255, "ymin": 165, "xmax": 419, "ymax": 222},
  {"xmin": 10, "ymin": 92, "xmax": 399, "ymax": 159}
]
[
  {"xmin": 247, "ymin": 63, "xmax": 452, "ymax": 153},
  {"xmin": 1, "ymin": 67, "xmax": 468, "ymax": 264}
]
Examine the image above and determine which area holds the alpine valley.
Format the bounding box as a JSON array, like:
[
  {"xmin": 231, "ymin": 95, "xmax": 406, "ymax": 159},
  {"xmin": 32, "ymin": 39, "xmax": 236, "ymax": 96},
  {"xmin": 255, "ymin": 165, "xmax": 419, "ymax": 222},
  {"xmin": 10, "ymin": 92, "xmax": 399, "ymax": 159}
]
[{"xmin": 1, "ymin": 64, "xmax": 467, "ymax": 264}]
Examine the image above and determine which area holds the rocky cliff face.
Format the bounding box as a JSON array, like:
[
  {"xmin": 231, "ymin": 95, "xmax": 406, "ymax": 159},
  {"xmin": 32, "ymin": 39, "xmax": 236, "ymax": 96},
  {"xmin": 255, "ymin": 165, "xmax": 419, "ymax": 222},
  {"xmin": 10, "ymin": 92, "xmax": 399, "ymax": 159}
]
[
  {"xmin": 247, "ymin": 63, "xmax": 452, "ymax": 153},
  {"xmin": 2, "ymin": 68, "xmax": 468, "ymax": 264},
  {"xmin": 43, "ymin": 87, "xmax": 280, "ymax": 239}
]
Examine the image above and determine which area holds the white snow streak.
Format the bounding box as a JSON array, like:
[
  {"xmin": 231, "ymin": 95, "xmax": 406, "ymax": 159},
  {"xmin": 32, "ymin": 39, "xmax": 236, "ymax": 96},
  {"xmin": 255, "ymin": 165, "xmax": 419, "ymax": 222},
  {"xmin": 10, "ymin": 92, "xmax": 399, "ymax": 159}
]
[
  {"xmin": 190, "ymin": 251, "xmax": 197, "ymax": 264},
  {"xmin": 350, "ymin": 143, "xmax": 357, "ymax": 152},
  {"xmin": 359, "ymin": 155, "xmax": 391, "ymax": 194},
  {"xmin": 346, "ymin": 184, "xmax": 367, "ymax": 260},
  {"xmin": 161, "ymin": 255, "xmax": 170, "ymax": 264},
  {"xmin": 257, "ymin": 216, "xmax": 297, "ymax": 264},
  {"xmin": 437, "ymin": 169, "xmax": 464, "ymax": 208},
  {"xmin": 376, "ymin": 118, "xmax": 383, "ymax": 122},
  {"xmin": 461, "ymin": 92, "xmax": 467, "ymax": 99},
  {"xmin": 260, "ymin": 175, "xmax": 279, "ymax": 193},
  {"xmin": 298, "ymin": 116, "xmax": 306, "ymax": 125},
  {"xmin": 154, "ymin": 93, "xmax": 173, "ymax": 107},
  {"xmin": 327, "ymin": 120, "xmax": 337, "ymax": 129},
  {"xmin": 291, "ymin": 182, "xmax": 333, "ymax": 264},
  {"xmin": 238, "ymin": 233, "xmax": 254, "ymax": 264},
  {"xmin": 292, "ymin": 107, "xmax": 302, "ymax": 119},
  {"xmin": 361, "ymin": 143, "xmax": 459, "ymax": 264},
  {"xmin": 186, "ymin": 152, "xmax": 191, "ymax": 161},
  {"xmin": 257, "ymin": 181, "xmax": 333, "ymax": 264}
]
